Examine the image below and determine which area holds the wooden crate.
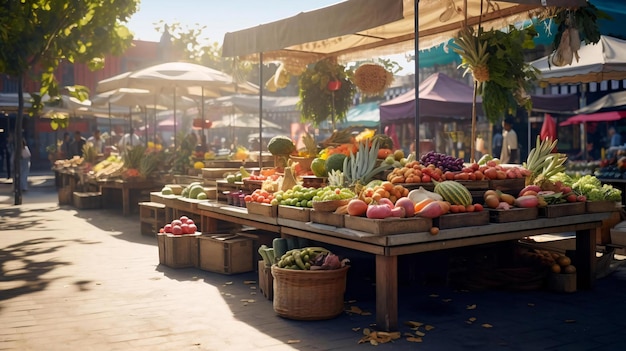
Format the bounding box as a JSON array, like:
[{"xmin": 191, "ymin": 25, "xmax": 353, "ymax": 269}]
[
  {"xmin": 72, "ymin": 192, "xmax": 102, "ymax": 209},
  {"xmin": 488, "ymin": 207, "xmax": 538, "ymax": 223},
  {"xmin": 310, "ymin": 210, "xmax": 345, "ymax": 227},
  {"xmin": 278, "ymin": 205, "xmax": 311, "ymax": 222},
  {"xmin": 246, "ymin": 202, "xmax": 278, "ymax": 217},
  {"xmin": 344, "ymin": 216, "xmax": 431, "ymax": 235},
  {"xmin": 258, "ymin": 260, "xmax": 273, "ymax": 300},
  {"xmin": 434, "ymin": 210, "xmax": 490, "ymax": 229},
  {"xmin": 610, "ymin": 227, "xmax": 626, "ymax": 246},
  {"xmin": 157, "ymin": 232, "xmax": 201, "ymax": 268},
  {"xmin": 586, "ymin": 200, "xmax": 619, "ymax": 213},
  {"xmin": 547, "ymin": 273, "xmax": 576, "ymax": 293},
  {"xmin": 539, "ymin": 202, "xmax": 586, "ymax": 218},
  {"xmin": 58, "ymin": 187, "xmax": 73, "ymax": 205},
  {"xmin": 489, "ymin": 178, "xmax": 525, "ymax": 195},
  {"xmin": 139, "ymin": 201, "xmax": 167, "ymax": 236},
  {"xmin": 455, "ymin": 180, "xmax": 489, "ymax": 190},
  {"xmin": 198, "ymin": 234, "xmax": 254, "ymax": 274}
]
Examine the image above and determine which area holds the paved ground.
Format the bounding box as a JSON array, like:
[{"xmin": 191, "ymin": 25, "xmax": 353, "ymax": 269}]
[{"xmin": 2, "ymin": 172, "xmax": 626, "ymax": 350}]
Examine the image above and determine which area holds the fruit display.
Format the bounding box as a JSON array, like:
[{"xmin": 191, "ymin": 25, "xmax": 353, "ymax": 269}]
[
  {"xmin": 244, "ymin": 189, "xmax": 275, "ymax": 204},
  {"xmin": 518, "ymin": 248, "xmax": 576, "ymax": 275},
  {"xmin": 159, "ymin": 215, "xmax": 198, "ymax": 235},
  {"xmin": 360, "ymin": 181, "xmax": 408, "ymax": 204},
  {"xmin": 272, "ymin": 185, "xmax": 353, "ymax": 208},
  {"xmin": 177, "ymin": 182, "xmax": 209, "ymax": 200},
  {"xmin": 420, "ymin": 151, "xmax": 464, "ymax": 172}
]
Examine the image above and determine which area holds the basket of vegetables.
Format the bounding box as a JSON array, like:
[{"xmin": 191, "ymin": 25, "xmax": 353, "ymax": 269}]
[{"xmin": 271, "ymin": 247, "xmax": 349, "ymax": 320}]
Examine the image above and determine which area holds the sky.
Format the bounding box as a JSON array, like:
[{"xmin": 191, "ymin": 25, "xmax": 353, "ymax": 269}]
[{"xmin": 125, "ymin": 0, "xmax": 415, "ymax": 74}]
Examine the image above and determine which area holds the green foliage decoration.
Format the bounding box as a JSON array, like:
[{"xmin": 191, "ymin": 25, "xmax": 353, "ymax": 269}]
[{"xmin": 297, "ymin": 58, "xmax": 355, "ymax": 127}]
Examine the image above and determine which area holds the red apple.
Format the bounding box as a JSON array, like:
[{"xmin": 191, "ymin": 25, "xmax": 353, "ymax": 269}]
[
  {"xmin": 172, "ymin": 225, "xmax": 183, "ymax": 235},
  {"xmin": 188, "ymin": 224, "xmax": 197, "ymax": 234},
  {"xmin": 164, "ymin": 224, "xmax": 172, "ymax": 233},
  {"xmin": 180, "ymin": 223, "xmax": 190, "ymax": 234},
  {"xmin": 179, "ymin": 216, "xmax": 189, "ymax": 224},
  {"xmin": 171, "ymin": 219, "xmax": 182, "ymax": 227}
]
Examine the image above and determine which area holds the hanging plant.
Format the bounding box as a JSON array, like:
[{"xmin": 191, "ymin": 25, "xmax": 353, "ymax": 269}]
[
  {"xmin": 452, "ymin": 25, "xmax": 540, "ymax": 123},
  {"xmin": 544, "ymin": 3, "xmax": 609, "ymax": 67},
  {"xmin": 297, "ymin": 58, "xmax": 355, "ymax": 127}
]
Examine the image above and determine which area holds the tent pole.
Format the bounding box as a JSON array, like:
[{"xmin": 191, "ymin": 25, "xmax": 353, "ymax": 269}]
[
  {"xmin": 144, "ymin": 107, "xmax": 148, "ymax": 147},
  {"xmin": 259, "ymin": 53, "xmax": 264, "ymax": 170},
  {"xmin": 108, "ymin": 102, "xmax": 112, "ymax": 146},
  {"xmin": 154, "ymin": 94, "xmax": 157, "ymax": 144},
  {"xmin": 201, "ymin": 87, "xmax": 205, "ymax": 150},
  {"xmin": 173, "ymin": 89, "xmax": 177, "ymax": 148},
  {"xmin": 413, "ymin": 0, "xmax": 420, "ymax": 157},
  {"xmin": 128, "ymin": 106, "xmax": 132, "ymax": 146}
]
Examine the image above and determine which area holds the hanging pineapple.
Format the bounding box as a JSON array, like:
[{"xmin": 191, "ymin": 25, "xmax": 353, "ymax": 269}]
[{"xmin": 452, "ymin": 26, "xmax": 490, "ymax": 83}]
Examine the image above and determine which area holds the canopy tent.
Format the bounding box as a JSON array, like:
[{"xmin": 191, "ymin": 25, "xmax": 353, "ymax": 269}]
[
  {"xmin": 222, "ymin": 0, "xmax": 585, "ymax": 65},
  {"xmin": 222, "ymin": 0, "xmax": 585, "ymax": 166},
  {"xmin": 574, "ymin": 91, "xmax": 626, "ymax": 115},
  {"xmin": 339, "ymin": 102, "xmax": 381, "ymax": 128},
  {"xmin": 559, "ymin": 111, "xmax": 626, "ymax": 126},
  {"xmin": 380, "ymin": 72, "xmax": 580, "ymax": 122},
  {"xmin": 380, "ymin": 72, "xmax": 481, "ymax": 123},
  {"xmin": 207, "ymin": 94, "xmax": 299, "ymax": 114},
  {"xmin": 530, "ymin": 36, "xmax": 626, "ymax": 84}
]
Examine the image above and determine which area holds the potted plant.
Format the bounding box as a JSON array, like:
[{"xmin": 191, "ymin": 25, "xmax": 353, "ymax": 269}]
[{"xmin": 298, "ymin": 58, "xmax": 355, "ymax": 128}]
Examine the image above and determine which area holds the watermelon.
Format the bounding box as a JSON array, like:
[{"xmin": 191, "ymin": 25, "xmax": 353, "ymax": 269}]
[{"xmin": 433, "ymin": 181, "xmax": 472, "ymax": 207}]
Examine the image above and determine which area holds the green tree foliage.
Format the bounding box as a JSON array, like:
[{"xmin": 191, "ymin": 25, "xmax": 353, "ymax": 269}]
[{"xmin": 0, "ymin": 0, "xmax": 138, "ymax": 205}]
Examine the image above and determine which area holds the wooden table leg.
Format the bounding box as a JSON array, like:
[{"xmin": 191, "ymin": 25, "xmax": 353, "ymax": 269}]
[
  {"xmin": 122, "ymin": 187, "xmax": 130, "ymax": 216},
  {"xmin": 201, "ymin": 213, "xmax": 218, "ymax": 232},
  {"xmin": 375, "ymin": 255, "xmax": 398, "ymax": 331},
  {"xmin": 575, "ymin": 227, "xmax": 597, "ymax": 290}
]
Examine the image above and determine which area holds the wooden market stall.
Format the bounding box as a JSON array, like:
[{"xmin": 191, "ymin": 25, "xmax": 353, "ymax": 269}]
[{"xmin": 216, "ymin": 0, "xmax": 604, "ymax": 332}]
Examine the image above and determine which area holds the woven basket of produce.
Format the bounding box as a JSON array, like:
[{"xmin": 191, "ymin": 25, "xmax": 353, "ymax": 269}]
[
  {"xmin": 353, "ymin": 63, "xmax": 393, "ymax": 96},
  {"xmin": 271, "ymin": 265, "xmax": 349, "ymax": 320}
]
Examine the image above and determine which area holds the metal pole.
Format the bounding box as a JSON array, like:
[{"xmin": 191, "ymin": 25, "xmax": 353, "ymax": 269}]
[
  {"xmin": 259, "ymin": 53, "xmax": 264, "ymax": 169},
  {"xmin": 414, "ymin": 0, "xmax": 420, "ymax": 157}
]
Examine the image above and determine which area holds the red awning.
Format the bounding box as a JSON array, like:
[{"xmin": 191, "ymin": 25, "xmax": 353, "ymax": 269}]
[{"xmin": 559, "ymin": 111, "xmax": 626, "ymax": 126}]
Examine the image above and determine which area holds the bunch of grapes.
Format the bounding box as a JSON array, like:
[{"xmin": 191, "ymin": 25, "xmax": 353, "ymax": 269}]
[{"xmin": 420, "ymin": 151, "xmax": 464, "ymax": 172}]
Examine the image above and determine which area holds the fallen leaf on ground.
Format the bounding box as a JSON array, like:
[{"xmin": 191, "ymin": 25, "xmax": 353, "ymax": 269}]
[
  {"xmin": 429, "ymin": 294, "xmax": 439, "ymax": 298},
  {"xmin": 352, "ymin": 327, "xmax": 361, "ymax": 332},
  {"xmin": 424, "ymin": 325, "xmax": 435, "ymax": 331},
  {"xmin": 469, "ymin": 317, "xmax": 477, "ymax": 322},
  {"xmin": 405, "ymin": 321, "xmax": 423, "ymax": 328},
  {"xmin": 467, "ymin": 304, "xmax": 477, "ymax": 310},
  {"xmin": 406, "ymin": 337, "xmax": 423, "ymax": 343},
  {"xmin": 442, "ymin": 298, "xmax": 452, "ymax": 302},
  {"xmin": 243, "ymin": 280, "xmax": 256, "ymax": 284},
  {"xmin": 287, "ymin": 340, "xmax": 300, "ymax": 344},
  {"xmin": 482, "ymin": 324, "xmax": 493, "ymax": 328},
  {"xmin": 225, "ymin": 282, "xmax": 233, "ymax": 285},
  {"xmin": 415, "ymin": 330, "xmax": 425, "ymax": 337}
]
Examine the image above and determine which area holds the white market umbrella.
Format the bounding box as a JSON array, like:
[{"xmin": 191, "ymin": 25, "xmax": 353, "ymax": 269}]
[{"xmin": 95, "ymin": 62, "xmax": 259, "ymax": 146}]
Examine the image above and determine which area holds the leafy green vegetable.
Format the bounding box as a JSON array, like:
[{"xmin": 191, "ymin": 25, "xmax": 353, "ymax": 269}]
[{"xmin": 572, "ymin": 175, "xmax": 621, "ymax": 201}]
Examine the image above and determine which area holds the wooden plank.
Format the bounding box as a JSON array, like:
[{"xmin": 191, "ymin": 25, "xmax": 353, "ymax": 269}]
[
  {"xmin": 387, "ymin": 221, "xmax": 602, "ymax": 256},
  {"xmin": 488, "ymin": 207, "xmax": 538, "ymax": 223},
  {"xmin": 376, "ymin": 255, "xmax": 398, "ymax": 332},
  {"xmin": 539, "ymin": 202, "xmax": 585, "ymax": 217},
  {"xmin": 434, "ymin": 211, "xmax": 489, "ymax": 229},
  {"xmin": 280, "ymin": 227, "xmax": 386, "ymax": 255},
  {"xmin": 344, "ymin": 216, "xmax": 431, "ymax": 235}
]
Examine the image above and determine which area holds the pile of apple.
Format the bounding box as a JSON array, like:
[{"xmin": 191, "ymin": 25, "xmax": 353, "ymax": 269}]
[{"xmin": 159, "ymin": 215, "xmax": 198, "ymax": 235}]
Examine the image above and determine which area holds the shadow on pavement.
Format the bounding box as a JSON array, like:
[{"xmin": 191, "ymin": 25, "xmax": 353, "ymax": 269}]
[{"xmin": 0, "ymin": 236, "xmax": 98, "ymax": 306}]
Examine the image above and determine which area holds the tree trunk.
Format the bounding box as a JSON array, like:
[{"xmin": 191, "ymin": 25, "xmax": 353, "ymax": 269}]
[{"xmin": 13, "ymin": 74, "xmax": 23, "ymax": 205}]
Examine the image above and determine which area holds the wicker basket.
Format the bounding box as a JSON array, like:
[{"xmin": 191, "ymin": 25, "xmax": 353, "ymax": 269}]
[{"xmin": 271, "ymin": 265, "xmax": 349, "ymax": 320}]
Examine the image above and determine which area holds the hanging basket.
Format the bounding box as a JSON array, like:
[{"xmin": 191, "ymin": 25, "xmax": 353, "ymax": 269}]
[
  {"xmin": 353, "ymin": 63, "xmax": 393, "ymax": 96},
  {"xmin": 271, "ymin": 265, "xmax": 349, "ymax": 320}
]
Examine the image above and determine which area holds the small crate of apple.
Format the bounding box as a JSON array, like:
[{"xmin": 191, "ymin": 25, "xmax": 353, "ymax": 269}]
[{"xmin": 159, "ymin": 215, "xmax": 199, "ymax": 235}]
